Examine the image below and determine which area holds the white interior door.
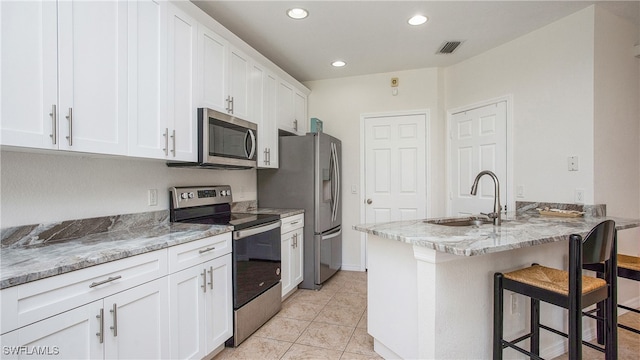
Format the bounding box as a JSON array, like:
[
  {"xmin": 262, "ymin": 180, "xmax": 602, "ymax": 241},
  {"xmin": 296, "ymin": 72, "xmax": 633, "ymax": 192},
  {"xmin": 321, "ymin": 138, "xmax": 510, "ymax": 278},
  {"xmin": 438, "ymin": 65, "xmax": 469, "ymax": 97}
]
[
  {"xmin": 364, "ymin": 113, "xmax": 427, "ymax": 223},
  {"xmin": 449, "ymin": 101, "xmax": 507, "ymax": 216}
]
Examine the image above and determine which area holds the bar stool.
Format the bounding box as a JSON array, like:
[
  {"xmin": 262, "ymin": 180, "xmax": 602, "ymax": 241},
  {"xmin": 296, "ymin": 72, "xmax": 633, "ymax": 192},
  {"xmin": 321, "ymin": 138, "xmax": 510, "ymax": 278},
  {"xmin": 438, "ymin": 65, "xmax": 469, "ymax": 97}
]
[
  {"xmin": 585, "ymin": 253, "xmax": 640, "ymax": 337},
  {"xmin": 493, "ymin": 220, "xmax": 617, "ymax": 360}
]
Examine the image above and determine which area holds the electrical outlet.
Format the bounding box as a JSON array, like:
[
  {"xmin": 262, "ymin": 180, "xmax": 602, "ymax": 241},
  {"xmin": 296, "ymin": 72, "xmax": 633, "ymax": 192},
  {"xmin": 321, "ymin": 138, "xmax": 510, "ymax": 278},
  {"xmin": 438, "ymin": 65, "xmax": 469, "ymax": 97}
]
[
  {"xmin": 510, "ymin": 293, "xmax": 519, "ymax": 315},
  {"xmin": 516, "ymin": 185, "xmax": 525, "ymax": 198},
  {"xmin": 568, "ymin": 156, "xmax": 579, "ymax": 171},
  {"xmin": 148, "ymin": 189, "xmax": 158, "ymax": 206},
  {"xmin": 575, "ymin": 189, "xmax": 584, "ymax": 204}
]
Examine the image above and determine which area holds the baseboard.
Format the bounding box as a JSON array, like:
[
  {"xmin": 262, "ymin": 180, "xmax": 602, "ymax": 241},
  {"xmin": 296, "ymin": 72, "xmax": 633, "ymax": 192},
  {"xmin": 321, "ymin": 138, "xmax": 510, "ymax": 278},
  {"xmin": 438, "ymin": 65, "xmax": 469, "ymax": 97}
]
[{"xmin": 340, "ymin": 264, "xmax": 366, "ymax": 272}]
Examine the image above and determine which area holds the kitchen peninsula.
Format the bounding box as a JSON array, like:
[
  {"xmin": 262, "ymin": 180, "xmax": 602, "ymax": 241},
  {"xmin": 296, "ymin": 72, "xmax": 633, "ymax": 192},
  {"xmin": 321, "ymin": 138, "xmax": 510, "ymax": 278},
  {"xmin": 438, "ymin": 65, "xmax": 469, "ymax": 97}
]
[{"xmin": 354, "ymin": 206, "xmax": 640, "ymax": 359}]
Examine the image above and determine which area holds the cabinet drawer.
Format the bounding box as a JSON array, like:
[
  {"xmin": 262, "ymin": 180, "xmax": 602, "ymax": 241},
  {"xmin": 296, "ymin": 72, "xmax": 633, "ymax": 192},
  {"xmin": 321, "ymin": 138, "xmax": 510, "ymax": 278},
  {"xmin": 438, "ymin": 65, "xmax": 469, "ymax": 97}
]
[
  {"xmin": 168, "ymin": 233, "xmax": 231, "ymax": 273},
  {"xmin": 1, "ymin": 250, "xmax": 167, "ymax": 335},
  {"xmin": 281, "ymin": 214, "xmax": 304, "ymax": 234}
]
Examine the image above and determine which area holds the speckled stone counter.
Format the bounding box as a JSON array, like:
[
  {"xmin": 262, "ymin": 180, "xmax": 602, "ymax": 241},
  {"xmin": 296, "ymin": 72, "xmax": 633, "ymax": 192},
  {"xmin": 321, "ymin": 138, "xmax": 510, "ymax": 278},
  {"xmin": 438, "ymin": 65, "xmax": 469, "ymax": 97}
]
[
  {"xmin": 354, "ymin": 211, "xmax": 640, "ymax": 256},
  {"xmin": 0, "ymin": 211, "xmax": 232, "ymax": 289},
  {"xmin": 231, "ymin": 201, "xmax": 304, "ymax": 218}
]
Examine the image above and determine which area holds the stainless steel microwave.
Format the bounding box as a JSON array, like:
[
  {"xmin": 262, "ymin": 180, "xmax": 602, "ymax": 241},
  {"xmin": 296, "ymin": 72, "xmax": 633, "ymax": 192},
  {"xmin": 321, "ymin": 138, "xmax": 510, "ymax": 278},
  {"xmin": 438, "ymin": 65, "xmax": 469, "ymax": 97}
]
[{"xmin": 168, "ymin": 108, "xmax": 257, "ymax": 169}]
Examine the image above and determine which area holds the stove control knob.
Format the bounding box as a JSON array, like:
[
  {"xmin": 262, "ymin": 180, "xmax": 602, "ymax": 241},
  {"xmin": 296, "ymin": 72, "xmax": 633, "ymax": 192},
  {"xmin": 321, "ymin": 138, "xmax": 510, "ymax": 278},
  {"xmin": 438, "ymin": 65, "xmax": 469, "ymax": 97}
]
[
  {"xmin": 180, "ymin": 192, "xmax": 188, "ymax": 200},
  {"xmin": 188, "ymin": 192, "xmax": 195, "ymax": 199},
  {"xmin": 275, "ymin": 267, "xmax": 281, "ymax": 276}
]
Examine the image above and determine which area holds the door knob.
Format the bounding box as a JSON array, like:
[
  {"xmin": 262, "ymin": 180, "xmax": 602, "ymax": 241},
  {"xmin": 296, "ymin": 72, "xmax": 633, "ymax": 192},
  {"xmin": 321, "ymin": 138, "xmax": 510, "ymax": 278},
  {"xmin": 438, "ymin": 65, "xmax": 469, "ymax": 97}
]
[{"xmin": 366, "ymin": 199, "xmax": 372, "ymax": 204}]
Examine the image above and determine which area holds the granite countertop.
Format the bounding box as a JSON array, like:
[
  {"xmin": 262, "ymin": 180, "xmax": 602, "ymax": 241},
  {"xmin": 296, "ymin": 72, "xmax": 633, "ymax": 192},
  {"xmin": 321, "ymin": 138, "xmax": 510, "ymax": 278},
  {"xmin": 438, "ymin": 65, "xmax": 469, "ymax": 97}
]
[
  {"xmin": 354, "ymin": 211, "xmax": 640, "ymax": 257},
  {"xmin": 0, "ymin": 211, "xmax": 232, "ymax": 289}
]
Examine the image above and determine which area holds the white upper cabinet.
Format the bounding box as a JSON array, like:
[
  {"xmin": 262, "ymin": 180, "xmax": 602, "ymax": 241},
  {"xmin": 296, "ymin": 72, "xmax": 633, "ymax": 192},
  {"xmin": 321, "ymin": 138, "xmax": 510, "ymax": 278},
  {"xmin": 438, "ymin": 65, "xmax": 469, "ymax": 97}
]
[
  {"xmin": 253, "ymin": 65, "xmax": 279, "ymax": 169},
  {"xmin": 1, "ymin": 0, "xmax": 128, "ymax": 155},
  {"xmin": 277, "ymin": 79, "xmax": 308, "ymax": 135},
  {"xmin": 0, "ymin": 0, "xmax": 57, "ymax": 150},
  {"xmin": 227, "ymin": 46, "xmax": 251, "ymax": 120},
  {"xmin": 57, "ymin": 0, "xmax": 128, "ymax": 155},
  {"xmin": 198, "ymin": 26, "xmax": 228, "ymax": 113},
  {"xmin": 167, "ymin": 3, "xmax": 198, "ymax": 161},
  {"xmin": 128, "ymin": 0, "xmax": 168, "ymax": 159},
  {"xmin": 197, "ymin": 24, "xmax": 252, "ymax": 121}
]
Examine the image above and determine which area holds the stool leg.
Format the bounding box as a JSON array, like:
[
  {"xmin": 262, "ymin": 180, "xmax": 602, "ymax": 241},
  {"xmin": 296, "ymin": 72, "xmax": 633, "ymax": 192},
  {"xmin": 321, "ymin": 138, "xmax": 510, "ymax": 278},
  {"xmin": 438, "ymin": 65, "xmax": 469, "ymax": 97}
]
[
  {"xmin": 568, "ymin": 234, "xmax": 582, "ymax": 360},
  {"xmin": 596, "ymin": 300, "xmax": 605, "ymax": 345},
  {"xmin": 530, "ymin": 298, "xmax": 540, "ymax": 357},
  {"xmin": 494, "ymin": 273, "xmax": 504, "ymax": 360}
]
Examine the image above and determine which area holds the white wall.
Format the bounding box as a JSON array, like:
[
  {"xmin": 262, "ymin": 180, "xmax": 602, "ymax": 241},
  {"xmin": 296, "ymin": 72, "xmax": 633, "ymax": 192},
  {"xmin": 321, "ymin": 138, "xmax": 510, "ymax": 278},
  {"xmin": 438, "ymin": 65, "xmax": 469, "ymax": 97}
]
[
  {"xmin": 445, "ymin": 6, "xmax": 596, "ymax": 205},
  {"xmin": 304, "ymin": 68, "xmax": 445, "ymax": 270},
  {"xmin": 0, "ymin": 150, "xmax": 256, "ymax": 227}
]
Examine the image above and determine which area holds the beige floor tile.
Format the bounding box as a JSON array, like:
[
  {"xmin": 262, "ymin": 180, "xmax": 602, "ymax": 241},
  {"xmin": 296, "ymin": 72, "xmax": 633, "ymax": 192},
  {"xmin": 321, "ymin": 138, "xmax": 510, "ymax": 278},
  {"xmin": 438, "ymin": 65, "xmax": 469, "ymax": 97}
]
[
  {"xmin": 328, "ymin": 292, "xmax": 367, "ymax": 310},
  {"xmin": 253, "ymin": 316, "xmax": 311, "ymax": 342},
  {"xmin": 356, "ymin": 310, "xmax": 368, "ymax": 329},
  {"xmin": 314, "ymin": 304, "xmax": 365, "ymax": 327},
  {"xmin": 216, "ymin": 337, "xmax": 293, "ymax": 360},
  {"xmin": 296, "ymin": 322, "xmax": 355, "ymax": 351},
  {"xmin": 277, "ymin": 298, "xmax": 326, "ymax": 321},
  {"xmin": 294, "ymin": 289, "xmax": 335, "ymax": 305},
  {"xmin": 340, "ymin": 351, "xmax": 384, "ymax": 360},
  {"xmin": 344, "ymin": 328, "xmax": 379, "ymax": 357},
  {"xmin": 340, "ymin": 280, "xmax": 367, "ymax": 295},
  {"xmin": 280, "ymin": 344, "xmax": 343, "ymax": 360}
]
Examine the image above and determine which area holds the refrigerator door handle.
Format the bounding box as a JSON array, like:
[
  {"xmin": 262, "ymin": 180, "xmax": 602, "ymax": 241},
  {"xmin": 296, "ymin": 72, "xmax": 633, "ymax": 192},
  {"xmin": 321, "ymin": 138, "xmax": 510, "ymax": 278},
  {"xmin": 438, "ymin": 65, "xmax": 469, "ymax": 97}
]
[
  {"xmin": 331, "ymin": 143, "xmax": 340, "ymax": 222},
  {"xmin": 334, "ymin": 143, "xmax": 340, "ymax": 221},
  {"xmin": 321, "ymin": 227, "xmax": 342, "ymax": 240}
]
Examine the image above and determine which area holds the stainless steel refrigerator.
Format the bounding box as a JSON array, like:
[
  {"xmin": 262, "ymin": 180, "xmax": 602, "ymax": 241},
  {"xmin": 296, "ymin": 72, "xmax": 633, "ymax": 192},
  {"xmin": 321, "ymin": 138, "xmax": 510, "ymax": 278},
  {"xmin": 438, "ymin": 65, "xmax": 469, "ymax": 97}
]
[{"xmin": 258, "ymin": 132, "xmax": 342, "ymax": 290}]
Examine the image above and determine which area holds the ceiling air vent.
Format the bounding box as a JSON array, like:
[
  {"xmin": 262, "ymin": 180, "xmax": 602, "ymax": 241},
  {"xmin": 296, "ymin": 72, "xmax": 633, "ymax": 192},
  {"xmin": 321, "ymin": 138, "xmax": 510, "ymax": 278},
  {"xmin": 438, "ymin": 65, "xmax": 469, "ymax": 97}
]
[{"xmin": 437, "ymin": 41, "xmax": 463, "ymax": 54}]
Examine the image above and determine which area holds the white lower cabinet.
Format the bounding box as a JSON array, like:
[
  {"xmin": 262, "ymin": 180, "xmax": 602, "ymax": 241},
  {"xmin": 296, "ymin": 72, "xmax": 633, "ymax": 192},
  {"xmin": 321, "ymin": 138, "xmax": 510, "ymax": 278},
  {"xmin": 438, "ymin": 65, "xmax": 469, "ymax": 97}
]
[
  {"xmin": 281, "ymin": 214, "xmax": 304, "ymax": 299},
  {"xmin": 0, "ymin": 233, "xmax": 233, "ymax": 360},
  {"xmin": 169, "ymin": 254, "xmax": 232, "ymax": 359},
  {"xmin": 0, "ymin": 278, "xmax": 169, "ymax": 360}
]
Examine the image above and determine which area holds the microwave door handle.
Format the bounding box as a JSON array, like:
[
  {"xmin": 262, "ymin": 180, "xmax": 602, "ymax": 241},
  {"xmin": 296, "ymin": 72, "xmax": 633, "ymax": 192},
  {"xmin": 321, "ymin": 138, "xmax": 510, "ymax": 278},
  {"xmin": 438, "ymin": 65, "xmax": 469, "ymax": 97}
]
[{"xmin": 245, "ymin": 129, "xmax": 256, "ymax": 160}]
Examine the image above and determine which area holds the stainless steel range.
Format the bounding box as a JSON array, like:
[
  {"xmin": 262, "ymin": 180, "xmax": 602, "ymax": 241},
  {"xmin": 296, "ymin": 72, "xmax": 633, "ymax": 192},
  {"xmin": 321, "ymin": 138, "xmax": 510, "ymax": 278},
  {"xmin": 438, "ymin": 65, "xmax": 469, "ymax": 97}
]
[{"xmin": 169, "ymin": 185, "xmax": 282, "ymax": 347}]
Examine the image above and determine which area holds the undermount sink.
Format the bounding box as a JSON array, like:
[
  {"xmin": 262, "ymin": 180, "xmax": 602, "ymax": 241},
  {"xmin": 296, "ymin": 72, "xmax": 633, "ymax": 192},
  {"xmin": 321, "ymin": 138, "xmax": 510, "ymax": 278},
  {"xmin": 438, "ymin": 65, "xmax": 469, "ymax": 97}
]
[{"xmin": 425, "ymin": 217, "xmax": 494, "ymax": 227}]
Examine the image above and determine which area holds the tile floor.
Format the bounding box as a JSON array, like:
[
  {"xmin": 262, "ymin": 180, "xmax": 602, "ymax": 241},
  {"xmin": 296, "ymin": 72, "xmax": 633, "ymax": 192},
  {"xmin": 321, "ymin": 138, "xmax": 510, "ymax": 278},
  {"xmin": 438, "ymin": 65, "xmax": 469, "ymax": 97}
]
[
  {"xmin": 215, "ymin": 270, "xmax": 640, "ymax": 359},
  {"xmin": 214, "ymin": 270, "xmax": 381, "ymax": 360}
]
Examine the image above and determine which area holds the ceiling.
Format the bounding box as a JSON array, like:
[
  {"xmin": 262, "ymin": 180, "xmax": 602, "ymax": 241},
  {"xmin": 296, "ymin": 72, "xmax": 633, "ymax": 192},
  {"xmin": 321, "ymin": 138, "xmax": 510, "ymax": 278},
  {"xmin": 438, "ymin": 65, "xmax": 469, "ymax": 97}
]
[{"xmin": 192, "ymin": 1, "xmax": 640, "ymax": 82}]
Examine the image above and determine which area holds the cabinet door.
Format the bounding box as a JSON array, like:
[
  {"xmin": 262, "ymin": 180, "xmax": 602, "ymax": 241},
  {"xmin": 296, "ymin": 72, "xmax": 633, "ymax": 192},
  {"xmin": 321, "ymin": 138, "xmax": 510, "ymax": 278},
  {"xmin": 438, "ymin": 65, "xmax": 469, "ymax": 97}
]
[
  {"xmin": 167, "ymin": 4, "xmax": 197, "ymax": 161},
  {"xmin": 198, "ymin": 25, "xmax": 228, "ymax": 113},
  {"xmin": 292, "ymin": 229, "xmax": 304, "ymax": 287},
  {"xmin": 57, "ymin": 0, "xmax": 128, "ymax": 155},
  {"xmin": 294, "ymin": 91, "xmax": 308, "ymax": 134},
  {"xmin": 228, "ymin": 46, "xmax": 251, "ymax": 120},
  {"xmin": 0, "ymin": 301, "xmax": 103, "ymax": 360},
  {"xmin": 205, "ymin": 254, "xmax": 233, "ymax": 352},
  {"xmin": 0, "ymin": 0, "xmax": 57, "ymax": 149},
  {"xmin": 169, "ymin": 263, "xmax": 207, "ymax": 360},
  {"xmin": 281, "ymin": 231, "xmax": 293, "ymax": 297},
  {"xmin": 257, "ymin": 70, "xmax": 279, "ymax": 168},
  {"xmin": 103, "ymin": 278, "xmax": 170, "ymax": 360},
  {"xmin": 127, "ymin": 0, "xmax": 168, "ymax": 159},
  {"xmin": 276, "ymin": 80, "xmax": 295, "ymax": 133}
]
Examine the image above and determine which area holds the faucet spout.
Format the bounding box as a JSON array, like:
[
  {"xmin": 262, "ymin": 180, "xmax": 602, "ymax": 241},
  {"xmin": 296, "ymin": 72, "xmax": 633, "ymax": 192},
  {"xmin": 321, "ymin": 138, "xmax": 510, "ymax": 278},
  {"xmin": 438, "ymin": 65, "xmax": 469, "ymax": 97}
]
[{"xmin": 470, "ymin": 170, "xmax": 502, "ymax": 225}]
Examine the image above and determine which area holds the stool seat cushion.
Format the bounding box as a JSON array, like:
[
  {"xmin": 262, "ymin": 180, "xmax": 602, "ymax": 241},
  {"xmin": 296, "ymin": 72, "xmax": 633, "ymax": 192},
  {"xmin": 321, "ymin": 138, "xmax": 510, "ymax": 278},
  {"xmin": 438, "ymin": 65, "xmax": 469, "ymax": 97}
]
[
  {"xmin": 503, "ymin": 264, "xmax": 606, "ymax": 295},
  {"xmin": 618, "ymin": 254, "xmax": 640, "ymax": 272}
]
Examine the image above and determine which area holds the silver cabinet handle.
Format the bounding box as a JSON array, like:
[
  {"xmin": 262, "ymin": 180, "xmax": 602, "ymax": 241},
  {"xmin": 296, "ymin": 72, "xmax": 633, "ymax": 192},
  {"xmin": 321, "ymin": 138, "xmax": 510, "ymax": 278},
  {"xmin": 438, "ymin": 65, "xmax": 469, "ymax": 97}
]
[
  {"xmin": 291, "ymin": 233, "xmax": 296, "ymax": 248},
  {"xmin": 163, "ymin": 128, "xmax": 169, "ymax": 156},
  {"xmin": 171, "ymin": 129, "xmax": 176, "ymax": 157},
  {"xmin": 96, "ymin": 308, "xmax": 104, "ymax": 343},
  {"xmin": 267, "ymin": 148, "xmax": 271, "ymax": 165},
  {"xmin": 230, "ymin": 96, "xmax": 234, "ymax": 114},
  {"xmin": 198, "ymin": 246, "xmax": 216, "ymax": 254},
  {"xmin": 201, "ymin": 269, "xmax": 207, "ymax": 293},
  {"xmin": 225, "ymin": 95, "xmax": 231, "ymax": 113},
  {"xmin": 293, "ymin": 119, "xmax": 298, "ymax": 132},
  {"xmin": 208, "ymin": 266, "xmax": 213, "ymax": 290},
  {"xmin": 89, "ymin": 275, "xmax": 122, "ymax": 288},
  {"xmin": 109, "ymin": 303, "xmax": 118, "ymax": 337},
  {"xmin": 264, "ymin": 148, "xmax": 268, "ymax": 165},
  {"xmin": 65, "ymin": 107, "xmax": 73, "ymax": 146},
  {"xmin": 49, "ymin": 104, "xmax": 57, "ymax": 145}
]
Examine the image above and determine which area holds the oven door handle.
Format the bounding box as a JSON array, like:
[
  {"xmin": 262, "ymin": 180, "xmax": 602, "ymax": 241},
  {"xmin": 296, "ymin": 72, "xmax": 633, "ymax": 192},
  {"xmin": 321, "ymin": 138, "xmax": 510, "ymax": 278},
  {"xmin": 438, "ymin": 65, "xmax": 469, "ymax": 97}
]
[{"xmin": 233, "ymin": 220, "xmax": 281, "ymax": 240}]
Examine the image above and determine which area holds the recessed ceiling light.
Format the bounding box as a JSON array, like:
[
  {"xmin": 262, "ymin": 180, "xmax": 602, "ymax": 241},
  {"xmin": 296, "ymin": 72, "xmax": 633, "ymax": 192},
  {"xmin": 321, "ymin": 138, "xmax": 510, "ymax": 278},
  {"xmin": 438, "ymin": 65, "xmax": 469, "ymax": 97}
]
[
  {"xmin": 331, "ymin": 60, "xmax": 346, "ymax": 67},
  {"xmin": 287, "ymin": 8, "xmax": 308, "ymax": 20},
  {"xmin": 408, "ymin": 14, "xmax": 428, "ymax": 26}
]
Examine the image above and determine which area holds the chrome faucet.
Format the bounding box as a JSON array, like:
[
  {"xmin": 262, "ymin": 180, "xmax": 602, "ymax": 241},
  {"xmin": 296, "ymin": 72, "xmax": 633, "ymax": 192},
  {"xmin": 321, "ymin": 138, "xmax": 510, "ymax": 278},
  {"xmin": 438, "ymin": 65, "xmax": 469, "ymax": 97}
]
[{"xmin": 470, "ymin": 170, "xmax": 502, "ymax": 225}]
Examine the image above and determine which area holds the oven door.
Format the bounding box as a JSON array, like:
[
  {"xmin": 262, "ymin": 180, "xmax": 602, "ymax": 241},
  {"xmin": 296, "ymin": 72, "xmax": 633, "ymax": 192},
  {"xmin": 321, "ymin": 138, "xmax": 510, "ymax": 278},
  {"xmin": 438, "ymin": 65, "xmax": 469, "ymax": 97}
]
[{"xmin": 232, "ymin": 220, "xmax": 281, "ymax": 309}]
